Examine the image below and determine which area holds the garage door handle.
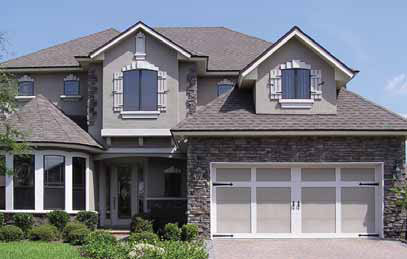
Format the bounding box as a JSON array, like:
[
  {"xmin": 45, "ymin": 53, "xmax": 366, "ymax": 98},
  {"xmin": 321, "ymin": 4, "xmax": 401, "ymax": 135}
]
[
  {"xmin": 292, "ymin": 201, "xmax": 295, "ymax": 210},
  {"xmin": 296, "ymin": 201, "xmax": 301, "ymax": 210},
  {"xmin": 213, "ymin": 182, "xmax": 233, "ymax": 186}
]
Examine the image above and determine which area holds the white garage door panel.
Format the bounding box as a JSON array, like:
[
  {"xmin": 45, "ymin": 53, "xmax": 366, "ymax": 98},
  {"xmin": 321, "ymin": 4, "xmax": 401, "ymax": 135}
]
[
  {"xmin": 341, "ymin": 168, "xmax": 375, "ymax": 182},
  {"xmin": 302, "ymin": 187, "xmax": 336, "ymax": 233},
  {"xmin": 301, "ymin": 168, "xmax": 336, "ymax": 181},
  {"xmin": 257, "ymin": 187, "xmax": 291, "ymax": 233},
  {"xmin": 216, "ymin": 168, "xmax": 251, "ymax": 182},
  {"xmin": 216, "ymin": 187, "xmax": 251, "ymax": 233},
  {"xmin": 341, "ymin": 187, "xmax": 376, "ymax": 233},
  {"xmin": 257, "ymin": 168, "xmax": 291, "ymax": 181}
]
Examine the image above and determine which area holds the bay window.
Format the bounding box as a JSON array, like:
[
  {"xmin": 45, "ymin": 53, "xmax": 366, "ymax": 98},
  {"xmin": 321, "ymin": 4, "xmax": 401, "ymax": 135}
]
[
  {"xmin": 123, "ymin": 69, "xmax": 158, "ymax": 111},
  {"xmin": 73, "ymin": 157, "xmax": 86, "ymax": 210},
  {"xmin": 44, "ymin": 155, "xmax": 65, "ymax": 210},
  {"xmin": 0, "ymin": 156, "xmax": 5, "ymax": 210},
  {"xmin": 14, "ymin": 155, "xmax": 35, "ymax": 209}
]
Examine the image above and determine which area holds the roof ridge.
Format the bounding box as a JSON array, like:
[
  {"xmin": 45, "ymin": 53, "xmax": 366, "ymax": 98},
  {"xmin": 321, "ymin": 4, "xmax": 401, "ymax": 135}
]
[
  {"xmin": 343, "ymin": 88, "xmax": 407, "ymax": 123},
  {"xmin": 155, "ymin": 26, "xmax": 226, "ymax": 29},
  {"xmin": 1, "ymin": 28, "xmax": 118, "ymax": 65}
]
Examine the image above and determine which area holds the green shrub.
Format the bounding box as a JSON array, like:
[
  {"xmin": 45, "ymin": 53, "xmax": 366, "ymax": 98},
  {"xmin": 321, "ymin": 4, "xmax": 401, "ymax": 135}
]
[
  {"xmin": 143, "ymin": 240, "xmax": 208, "ymax": 259},
  {"xmin": 82, "ymin": 231, "xmax": 127, "ymax": 259},
  {"xmin": 163, "ymin": 223, "xmax": 181, "ymax": 241},
  {"xmin": 63, "ymin": 222, "xmax": 87, "ymax": 241},
  {"xmin": 181, "ymin": 224, "xmax": 199, "ymax": 241},
  {"xmin": 48, "ymin": 210, "xmax": 70, "ymax": 231},
  {"xmin": 0, "ymin": 225, "xmax": 24, "ymax": 242},
  {"xmin": 13, "ymin": 213, "xmax": 33, "ymax": 235},
  {"xmin": 67, "ymin": 227, "xmax": 91, "ymax": 245},
  {"xmin": 29, "ymin": 224, "xmax": 59, "ymax": 241},
  {"xmin": 130, "ymin": 214, "xmax": 153, "ymax": 233},
  {"xmin": 0, "ymin": 212, "xmax": 4, "ymax": 227},
  {"xmin": 75, "ymin": 211, "xmax": 98, "ymax": 230},
  {"xmin": 128, "ymin": 231, "xmax": 159, "ymax": 245}
]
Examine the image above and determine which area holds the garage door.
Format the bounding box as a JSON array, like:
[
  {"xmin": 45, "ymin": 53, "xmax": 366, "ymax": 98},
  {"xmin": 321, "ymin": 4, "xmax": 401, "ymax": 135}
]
[{"xmin": 211, "ymin": 163, "xmax": 382, "ymax": 238}]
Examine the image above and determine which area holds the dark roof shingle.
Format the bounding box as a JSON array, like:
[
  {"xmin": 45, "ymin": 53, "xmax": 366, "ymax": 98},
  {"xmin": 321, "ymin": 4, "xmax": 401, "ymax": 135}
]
[
  {"xmin": 0, "ymin": 95, "xmax": 102, "ymax": 149},
  {"xmin": 173, "ymin": 88, "xmax": 407, "ymax": 131},
  {"xmin": 1, "ymin": 28, "xmax": 120, "ymax": 68}
]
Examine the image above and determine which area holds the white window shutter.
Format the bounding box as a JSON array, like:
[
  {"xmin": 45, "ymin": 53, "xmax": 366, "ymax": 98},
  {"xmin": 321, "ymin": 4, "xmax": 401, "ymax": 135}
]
[
  {"xmin": 311, "ymin": 69, "xmax": 322, "ymax": 100},
  {"xmin": 113, "ymin": 72, "xmax": 123, "ymax": 112},
  {"xmin": 269, "ymin": 69, "xmax": 282, "ymax": 100},
  {"xmin": 157, "ymin": 71, "xmax": 167, "ymax": 112}
]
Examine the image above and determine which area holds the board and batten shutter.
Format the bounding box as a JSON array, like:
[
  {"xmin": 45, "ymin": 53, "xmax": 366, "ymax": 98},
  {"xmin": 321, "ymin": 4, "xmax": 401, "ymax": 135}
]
[
  {"xmin": 112, "ymin": 70, "xmax": 168, "ymax": 112},
  {"xmin": 269, "ymin": 69, "xmax": 282, "ymax": 100},
  {"xmin": 310, "ymin": 69, "xmax": 322, "ymax": 100}
]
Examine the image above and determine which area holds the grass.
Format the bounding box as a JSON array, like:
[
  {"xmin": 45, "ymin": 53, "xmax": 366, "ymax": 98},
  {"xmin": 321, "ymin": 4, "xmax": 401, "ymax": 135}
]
[{"xmin": 0, "ymin": 241, "xmax": 87, "ymax": 259}]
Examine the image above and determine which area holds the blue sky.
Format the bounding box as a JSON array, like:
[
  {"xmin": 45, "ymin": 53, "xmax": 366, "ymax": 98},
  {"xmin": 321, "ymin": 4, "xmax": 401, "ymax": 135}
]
[{"xmin": 2, "ymin": 0, "xmax": 407, "ymax": 115}]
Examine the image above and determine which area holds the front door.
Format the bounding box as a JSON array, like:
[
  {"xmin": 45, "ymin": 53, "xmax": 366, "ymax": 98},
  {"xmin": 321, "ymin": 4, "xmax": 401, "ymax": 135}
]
[
  {"xmin": 111, "ymin": 165, "xmax": 138, "ymax": 226},
  {"xmin": 211, "ymin": 164, "xmax": 382, "ymax": 238}
]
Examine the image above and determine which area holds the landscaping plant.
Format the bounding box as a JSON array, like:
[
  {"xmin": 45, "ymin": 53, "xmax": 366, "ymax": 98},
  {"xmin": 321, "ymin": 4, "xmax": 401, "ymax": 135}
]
[
  {"xmin": 0, "ymin": 212, "xmax": 4, "ymax": 227},
  {"xmin": 29, "ymin": 224, "xmax": 59, "ymax": 241},
  {"xmin": 0, "ymin": 225, "xmax": 24, "ymax": 242},
  {"xmin": 128, "ymin": 231, "xmax": 160, "ymax": 245},
  {"xmin": 62, "ymin": 222, "xmax": 88, "ymax": 241},
  {"xmin": 76, "ymin": 211, "xmax": 98, "ymax": 230},
  {"xmin": 48, "ymin": 210, "xmax": 70, "ymax": 231},
  {"xmin": 12, "ymin": 213, "xmax": 33, "ymax": 236},
  {"xmin": 66, "ymin": 227, "xmax": 91, "ymax": 245},
  {"xmin": 82, "ymin": 231, "xmax": 127, "ymax": 259},
  {"xmin": 163, "ymin": 223, "xmax": 181, "ymax": 241},
  {"xmin": 130, "ymin": 214, "xmax": 154, "ymax": 233}
]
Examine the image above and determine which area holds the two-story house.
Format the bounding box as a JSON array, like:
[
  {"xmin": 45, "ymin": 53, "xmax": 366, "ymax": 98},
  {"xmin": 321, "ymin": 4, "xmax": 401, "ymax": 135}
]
[{"xmin": 1, "ymin": 21, "xmax": 407, "ymax": 239}]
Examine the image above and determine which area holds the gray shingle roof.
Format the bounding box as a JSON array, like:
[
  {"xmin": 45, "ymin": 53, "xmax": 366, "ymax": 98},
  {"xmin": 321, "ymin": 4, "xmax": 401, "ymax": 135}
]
[
  {"xmin": 1, "ymin": 26, "xmax": 271, "ymax": 71},
  {"xmin": 173, "ymin": 88, "xmax": 407, "ymax": 131},
  {"xmin": 0, "ymin": 95, "xmax": 102, "ymax": 149},
  {"xmin": 155, "ymin": 27, "xmax": 272, "ymax": 70},
  {"xmin": 1, "ymin": 28, "xmax": 120, "ymax": 68}
]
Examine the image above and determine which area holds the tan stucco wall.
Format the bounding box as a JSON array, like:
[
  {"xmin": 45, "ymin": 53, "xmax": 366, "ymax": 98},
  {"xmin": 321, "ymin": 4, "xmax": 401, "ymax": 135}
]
[
  {"xmin": 102, "ymin": 31, "xmax": 180, "ymax": 129},
  {"xmin": 197, "ymin": 76, "xmax": 237, "ymax": 108},
  {"xmin": 15, "ymin": 72, "xmax": 88, "ymax": 116},
  {"xmin": 255, "ymin": 38, "xmax": 337, "ymax": 114}
]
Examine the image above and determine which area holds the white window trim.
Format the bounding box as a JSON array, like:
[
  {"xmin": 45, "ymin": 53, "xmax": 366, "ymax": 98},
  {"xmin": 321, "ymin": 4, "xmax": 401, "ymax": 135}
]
[
  {"xmin": 101, "ymin": 128, "xmax": 171, "ymax": 137},
  {"xmin": 60, "ymin": 95, "xmax": 82, "ymax": 101},
  {"xmin": 122, "ymin": 60, "xmax": 159, "ymax": 72},
  {"xmin": 15, "ymin": 95, "xmax": 35, "ymax": 101},
  {"xmin": 120, "ymin": 110, "xmax": 160, "ymax": 119},
  {"xmin": 210, "ymin": 162, "xmax": 384, "ymax": 239},
  {"xmin": 3, "ymin": 150, "xmax": 91, "ymax": 213},
  {"xmin": 278, "ymin": 99, "xmax": 314, "ymax": 109}
]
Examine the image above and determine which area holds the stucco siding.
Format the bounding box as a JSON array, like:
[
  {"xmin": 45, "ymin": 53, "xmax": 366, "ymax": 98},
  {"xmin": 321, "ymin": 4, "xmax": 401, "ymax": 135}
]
[
  {"xmin": 255, "ymin": 38, "xmax": 337, "ymax": 114},
  {"xmin": 197, "ymin": 76, "xmax": 238, "ymax": 108}
]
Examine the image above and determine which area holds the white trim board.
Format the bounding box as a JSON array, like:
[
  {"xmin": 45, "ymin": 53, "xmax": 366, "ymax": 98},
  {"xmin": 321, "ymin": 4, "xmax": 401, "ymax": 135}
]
[
  {"xmin": 101, "ymin": 128, "xmax": 171, "ymax": 137},
  {"xmin": 90, "ymin": 22, "xmax": 192, "ymax": 59},
  {"xmin": 239, "ymin": 27, "xmax": 355, "ymax": 82}
]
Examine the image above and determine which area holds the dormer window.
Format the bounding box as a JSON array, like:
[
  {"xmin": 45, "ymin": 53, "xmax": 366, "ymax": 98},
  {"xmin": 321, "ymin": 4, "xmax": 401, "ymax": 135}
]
[
  {"xmin": 281, "ymin": 68, "xmax": 310, "ymax": 99},
  {"xmin": 17, "ymin": 75, "xmax": 34, "ymax": 96}
]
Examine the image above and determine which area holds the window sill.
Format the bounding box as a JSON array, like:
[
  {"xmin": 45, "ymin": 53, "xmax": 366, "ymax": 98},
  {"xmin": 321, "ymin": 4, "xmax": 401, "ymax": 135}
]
[
  {"xmin": 279, "ymin": 99, "xmax": 314, "ymax": 109},
  {"xmin": 120, "ymin": 111, "xmax": 160, "ymax": 119},
  {"xmin": 0, "ymin": 209, "xmax": 97, "ymax": 214},
  {"xmin": 60, "ymin": 95, "xmax": 82, "ymax": 101},
  {"xmin": 15, "ymin": 95, "xmax": 35, "ymax": 101}
]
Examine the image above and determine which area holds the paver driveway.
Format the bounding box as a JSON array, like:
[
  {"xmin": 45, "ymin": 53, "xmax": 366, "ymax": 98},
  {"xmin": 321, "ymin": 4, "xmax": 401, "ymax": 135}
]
[{"xmin": 213, "ymin": 239, "xmax": 407, "ymax": 259}]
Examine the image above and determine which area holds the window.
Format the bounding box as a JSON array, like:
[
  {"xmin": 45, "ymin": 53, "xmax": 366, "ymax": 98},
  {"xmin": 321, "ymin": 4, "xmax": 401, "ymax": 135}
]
[
  {"xmin": 64, "ymin": 80, "xmax": 80, "ymax": 96},
  {"xmin": 282, "ymin": 68, "xmax": 311, "ymax": 99},
  {"xmin": 123, "ymin": 69, "xmax": 158, "ymax": 111},
  {"xmin": 0, "ymin": 156, "xmax": 5, "ymax": 210},
  {"xmin": 73, "ymin": 157, "xmax": 86, "ymax": 210},
  {"xmin": 164, "ymin": 166, "xmax": 182, "ymax": 197},
  {"xmin": 14, "ymin": 155, "xmax": 35, "ymax": 209},
  {"xmin": 217, "ymin": 84, "xmax": 234, "ymax": 96},
  {"xmin": 18, "ymin": 81, "xmax": 34, "ymax": 96},
  {"xmin": 44, "ymin": 155, "xmax": 65, "ymax": 210}
]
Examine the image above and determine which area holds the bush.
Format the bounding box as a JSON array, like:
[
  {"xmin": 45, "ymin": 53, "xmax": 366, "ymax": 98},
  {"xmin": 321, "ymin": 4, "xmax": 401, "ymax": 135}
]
[
  {"xmin": 163, "ymin": 223, "xmax": 181, "ymax": 241},
  {"xmin": 63, "ymin": 222, "xmax": 88, "ymax": 241},
  {"xmin": 13, "ymin": 213, "xmax": 33, "ymax": 235},
  {"xmin": 130, "ymin": 214, "xmax": 153, "ymax": 233},
  {"xmin": 181, "ymin": 224, "xmax": 199, "ymax": 241},
  {"xmin": 82, "ymin": 231, "xmax": 127, "ymax": 259},
  {"xmin": 67, "ymin": 228, "xmax": 91, "ymax": 245},
  {"xmin": 128, "ymin": 231, "xmax": 160, "ymax": 245},
  {"xmin": 0, "ymin": 225, "xmax": 24, "ymax": 242},
  {"xmin": 48, "ymin": 210, "xmax": 70, "ymax": 231},
  {"xmin": 29, "ymin": 224, "xmax": 59, "ymax": 241},
  {"xmin": 143, "ymin": 240, "xmax": 208, "ymax": 259},
  {"xmin": 76, "ymin": 211, "xmax": 98, "ymax": 230},
  {"xmin": 0, "ymin": 212, "xmax": 4, "ymax": 227}
]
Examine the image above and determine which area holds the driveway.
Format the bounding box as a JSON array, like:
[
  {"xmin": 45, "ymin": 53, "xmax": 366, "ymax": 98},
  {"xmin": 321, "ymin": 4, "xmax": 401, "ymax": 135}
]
[{"xmin": 212, "ymin": 239, "xmax": 407, "ymax": 259}]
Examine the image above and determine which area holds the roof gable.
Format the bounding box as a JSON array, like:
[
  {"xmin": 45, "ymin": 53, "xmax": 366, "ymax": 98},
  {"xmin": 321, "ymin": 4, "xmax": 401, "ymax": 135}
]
[
  {"xmin": 240, "ymin": 26, "xmax": 357, "ymax": 81},
  {"xmin": 89, "ymin": 21, "xmax": 192, "ymax": 59},
  {"xmin": 0, "ymin": 96, "xmax": 102, "ymax": 150}
]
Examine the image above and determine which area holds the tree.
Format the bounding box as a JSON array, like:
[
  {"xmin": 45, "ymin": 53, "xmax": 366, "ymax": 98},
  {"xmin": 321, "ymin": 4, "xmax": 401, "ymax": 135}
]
[
  {"xmin": 0, "ymin": 32, "xmax": 30, "ymax": 175},
  {"xmin": 390, "ymin": 186, "xmax": 407, "ymax": 240}
]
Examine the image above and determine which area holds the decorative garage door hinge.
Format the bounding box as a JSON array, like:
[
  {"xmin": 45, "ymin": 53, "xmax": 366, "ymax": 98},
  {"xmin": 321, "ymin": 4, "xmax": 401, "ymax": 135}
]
[
  {"xmin": 359, "ymin": 182, "xmax": 379, "ymax": 186},
  {"xmin": 212, "ymin": 182, "xmax": 233, "ymax": 186}
]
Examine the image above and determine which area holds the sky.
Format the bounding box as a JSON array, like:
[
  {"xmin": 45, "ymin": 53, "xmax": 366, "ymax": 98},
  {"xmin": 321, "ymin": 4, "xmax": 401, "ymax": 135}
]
[{"xmin": 1, "ymin": 0, "xmax": 407, "ymax": 115}]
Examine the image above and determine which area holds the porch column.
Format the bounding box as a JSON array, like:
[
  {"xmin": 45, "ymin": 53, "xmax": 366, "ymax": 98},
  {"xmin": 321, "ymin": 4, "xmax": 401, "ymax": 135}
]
[
  {"xmin": 5, "ymin": 153, "xmax": 13, "ymax": 210},
  {"xmin": 65, "ymin": 155, "xmax": 73, "ymax": 211},
  {"xmin": 34, "ymin": 153, "xmax": 44, "ymax": 210},
  {"xmin": 99, "ymin": 162, "xmax": 106, "ymax": 226},
  {"xmin": 86, "ymin": 158, "xmax": 94, "ymax": 211}
]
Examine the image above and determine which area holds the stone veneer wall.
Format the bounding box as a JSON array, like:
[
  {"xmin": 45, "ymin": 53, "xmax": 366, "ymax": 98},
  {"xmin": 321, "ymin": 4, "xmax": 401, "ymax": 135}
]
[
  {"xmin": 186, "ymin": 68, "xmax": 197, "ymax": 116},
  {"xmin": 186, "ymin": 136, "xmax": 406, "ymax": 238}
]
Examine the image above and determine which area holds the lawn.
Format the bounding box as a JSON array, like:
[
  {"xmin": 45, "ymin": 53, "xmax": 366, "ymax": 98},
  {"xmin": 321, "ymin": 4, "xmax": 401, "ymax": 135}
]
[{"xmin": 0, "ymin": 241, "xmax": 87, "ymax": 259}]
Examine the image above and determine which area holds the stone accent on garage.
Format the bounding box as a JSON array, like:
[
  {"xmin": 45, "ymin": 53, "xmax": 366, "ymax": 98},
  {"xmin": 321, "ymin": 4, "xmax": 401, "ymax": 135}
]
[{"xmin": 186, "ymin": 136, "xmax": 406, "ymax": 238}]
